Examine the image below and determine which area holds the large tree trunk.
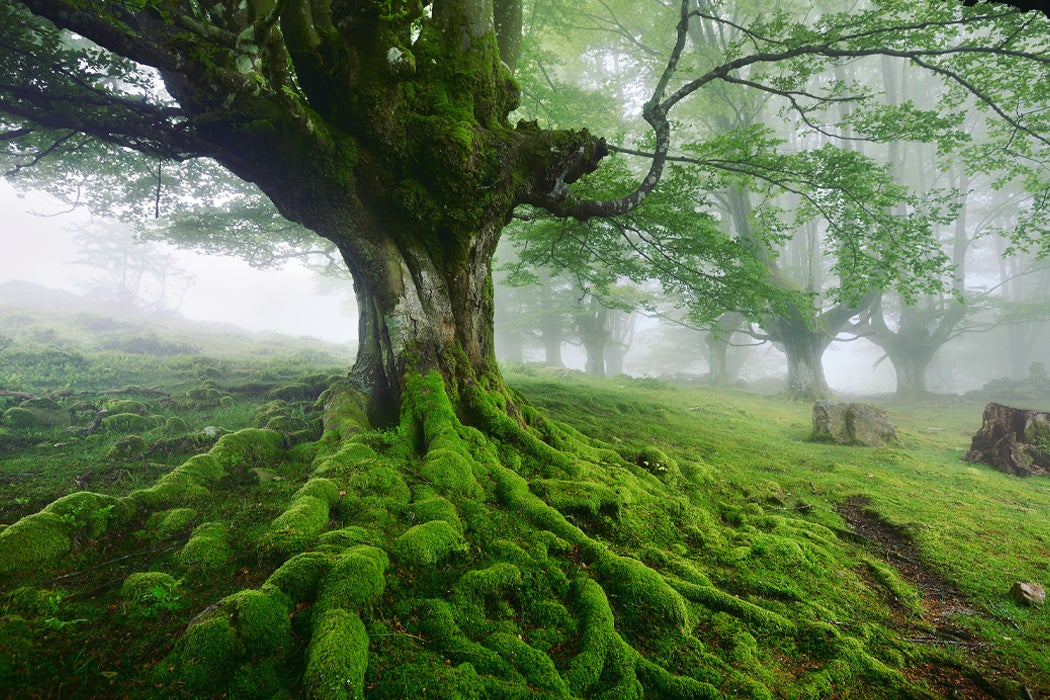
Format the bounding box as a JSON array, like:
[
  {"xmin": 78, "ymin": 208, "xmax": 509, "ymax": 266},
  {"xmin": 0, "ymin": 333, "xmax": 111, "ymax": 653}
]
[
  {"xmin": 576, "ymin": 303, "xmax": 610, "ymax": 377},
  {"xmin": 767, "ymin": 311, "xmax": 833, "ymax": 400}
]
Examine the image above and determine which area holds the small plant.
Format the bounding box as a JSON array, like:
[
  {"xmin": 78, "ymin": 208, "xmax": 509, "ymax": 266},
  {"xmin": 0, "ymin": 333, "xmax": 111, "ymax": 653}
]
[{"xmin": 141, "ymin": 583, "xmax": 182, "ymax": 617}]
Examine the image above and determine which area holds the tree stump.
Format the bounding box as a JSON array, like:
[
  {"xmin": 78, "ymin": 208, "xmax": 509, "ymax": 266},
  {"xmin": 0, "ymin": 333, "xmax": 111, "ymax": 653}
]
[{"xmin": 963, "ymin": 403, "xmax": 1050, "ymax": 477}]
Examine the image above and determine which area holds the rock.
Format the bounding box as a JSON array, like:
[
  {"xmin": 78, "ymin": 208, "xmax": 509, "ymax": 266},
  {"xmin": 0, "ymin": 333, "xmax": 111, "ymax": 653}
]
[
  {"xmin": 963, "ymin": 403, "xmax": 1050, "ymax": 476},
  {"xmin": 1009, "ymin": 581, "xmax": 1046, "ymax": 607},
  {"xmin": 812, "ymin": 401, "xmax": 898, "ymax": 447}
]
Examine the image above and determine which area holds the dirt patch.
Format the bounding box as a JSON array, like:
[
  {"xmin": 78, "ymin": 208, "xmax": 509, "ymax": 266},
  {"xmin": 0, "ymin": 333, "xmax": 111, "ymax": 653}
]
[{"xmin": 837, "ymin": 496, "xmax": 1035, "ymax": 700}]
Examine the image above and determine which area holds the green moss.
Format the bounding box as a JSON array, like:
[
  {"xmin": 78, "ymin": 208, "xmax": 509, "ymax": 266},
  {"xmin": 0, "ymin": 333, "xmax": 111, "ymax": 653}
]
[
  {"xmin": 303, "ymin": 608, "xmax": 370, "ymax": 700},
  {"xmin": 177, "ymin": 521, "xmax": 230, "ymax": 572},
  {"xmin": 391, "ymin": 520, "xmax": 468, "ymax": 567},
  {"xmin": 120, "ymin": 571, "xmax": 179, "ymax": 603},
  {"xmin": 107, "ymin": 399, "xmax": 148, "ymax": 415},
  {"xmin": 265, "ymin": 551, "xmax": 334, "ymax": 602},
  {"xmin": 178, "ymin": 453, "xmax": 224, "ymax": 480},
  {"xmin": 593, "ymin": 554, "xmax": 690, "ymax": 633},
  {"xmin": 102, "ymin": 412, "xmax": 152, "ymax": 432},
  {"xmin": 4, "ymin": 406, "xmax": 42, "ymax": 428},
  {"xmin": 565, "ymin": 577, "xmax": 638, "ymax": 696},
  {"xmin": 108, "ymin": 434, "xmax": 148, "ymax": 459},
  {"xmin": 163, "ymin": 415, "xmax": 189, "ymax": 435},
  {"xmin": 408, "ymin": 496, "xmax": 462, "ymax": 532},
  {"xmin": 210, "ymin": 427, "xmax": 286, "ymax": 469},
  {"xmin": 321, "ymin": 380, "xmax": 370, "ymax": 438},
  {"xmin": 267, "ymin": 415, "xmax": 310, "ymax": 433},
  {"xmin": 863, "ymin": 557, "xmax": 923, "ymax": 618},
  {"xmin": 484, "ymin": 632, "xmax": 569, "ymax": 696},
  {"xmin": 263, "ymin": 495, "xmax": 332, "ymax": 555},
  {"xmin": 316, "ymin": 526, "xmax": 374, "ymax": 550},
  {"xmin": 146, "ymin": 507, "xmax": 198, "ymax": 539},
  {"xmin": 421, "ymin": 447, "xmax": 482, "ymax": 498},
  {"xmin": 315, "ymin": 545, "xmax": 388, "ymax": 615},
  {"xmin": 159, "ymin": 615, "xmax": 241, "ymax": 691},
  {"xmin": 159, "ymin": 586, "xmax": 292, "ymax": 693},
  {"xmin": 296, "ymin": 477, "xmax": 342, "ymax": 506},
  {"xmin": 534, "ymin": 479, "xmax": 628, "ymax": 519},
  {"xmin": 223, "ymin": 588, "xmax": 293, "ymax": 656},
  {"xmin": 346, "ymin": 464, "xmax": 411, "ymax": 505}
]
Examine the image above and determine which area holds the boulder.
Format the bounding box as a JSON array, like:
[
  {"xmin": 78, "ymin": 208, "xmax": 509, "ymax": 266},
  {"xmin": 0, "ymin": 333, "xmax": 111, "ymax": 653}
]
[
  {"xmin": 963, "ymin": 403, "xmax": 1050, "ymax": 477},
  {"xmin": 812, "ymin": 401, "xmax": 898, "ymax": 447},
  {"xmin": 1009, "ymin": 581, "xmax": 1046, "ymax": 607}
]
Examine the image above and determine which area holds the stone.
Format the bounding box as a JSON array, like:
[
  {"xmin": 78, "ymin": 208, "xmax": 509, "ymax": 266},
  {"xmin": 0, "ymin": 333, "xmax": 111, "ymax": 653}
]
[
  {"xmin": 1009, "ymin": 581, "xmax": 1046, "ymax": 607},
  {"xmin": 812, "ymin": 401, "xmax": 898, "ymax": 447}
]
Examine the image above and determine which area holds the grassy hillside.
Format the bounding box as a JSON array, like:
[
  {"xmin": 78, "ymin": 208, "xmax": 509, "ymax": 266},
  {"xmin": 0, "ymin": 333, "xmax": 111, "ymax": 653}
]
[{"xmin": 0, "ymin": 302, "xmax": 1047, "ymax": 699}]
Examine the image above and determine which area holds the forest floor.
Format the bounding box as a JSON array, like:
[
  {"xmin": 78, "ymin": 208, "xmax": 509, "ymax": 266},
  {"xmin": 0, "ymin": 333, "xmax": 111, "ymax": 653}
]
[{"xmin": 1, "ymin": 302, "xmax": 1048, "ymax": 699}]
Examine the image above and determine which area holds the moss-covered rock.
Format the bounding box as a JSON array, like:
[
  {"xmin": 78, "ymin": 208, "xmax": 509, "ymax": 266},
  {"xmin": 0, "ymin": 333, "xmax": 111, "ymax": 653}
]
[
  {"xmin": 102, "ymin": 412, "xmax": 152, "ymax": 433},
  {"xmin": 108, "ymin": 435, "xmax": 148, "ymax": 460},
  {"xmin": 210, "ymin": 428, "xmax": 286, "ymax": 470},
  {"xmin": 3, "ymin": 406, "xmax": 43, "ymax": 428},
  {"xmin": 163, "ymin": 415, "xmax": 189, "ymax": 435},
  {"xmin": 106, "ymin": 399, "xmax": 148, "ymax": 415},
  {"xmin": 0, "ymin": 512, "xmax": 73, "ymax": 574},
  {"xmin": 120, "ymin": 571, "xmax": 179, "ymax": 604},
  {"xmin": 421, "ymin": 447, "xmax": 483, "ymax": 498},
  {"xmin": 17, "ymin": 397, "xmax": 69, "ymax": 426}
]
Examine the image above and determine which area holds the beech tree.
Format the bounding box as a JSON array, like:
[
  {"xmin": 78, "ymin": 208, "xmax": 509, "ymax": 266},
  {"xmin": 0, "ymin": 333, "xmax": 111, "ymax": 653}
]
[{"xmin": 4, "ymin": 2, "xmax": 1050, "ymax": 697}]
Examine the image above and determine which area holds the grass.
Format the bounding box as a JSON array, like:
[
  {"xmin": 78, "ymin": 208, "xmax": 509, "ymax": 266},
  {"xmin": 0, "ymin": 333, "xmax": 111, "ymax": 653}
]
[{"xmin": 1, "ymin": 306, "xmax": 1049, "ymax": 699}]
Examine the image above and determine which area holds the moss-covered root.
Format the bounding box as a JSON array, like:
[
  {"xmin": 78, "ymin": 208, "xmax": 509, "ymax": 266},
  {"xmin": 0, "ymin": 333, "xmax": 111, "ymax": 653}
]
[
  {"xmin": 304, "ymin": 608, "xmax": 370, "ymax": 700},
  {"xmin": 260, "ymin": 477, "xmax": 342, "ymax": 555},
  {"xmin": 130, "ymin": 427, "xmax": 286, "ymax": 508},
  {"xmin": 157, "ymin": 587, "xmax": 294, "ymax": 695},
  {"xmin": 0, "ymin": 491, "xmax": 129, "ymax": 574}
]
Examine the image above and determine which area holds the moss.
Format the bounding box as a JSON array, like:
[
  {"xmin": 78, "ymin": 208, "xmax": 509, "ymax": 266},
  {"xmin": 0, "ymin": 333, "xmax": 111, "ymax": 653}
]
[
  {"xmin": 160, "ymin": 586, "xmax": 293, "ymax": 693},
  {"xmin": 670, "ymin": 579, "xmax": 793, "ymax": 633},
  {"xmin": 346, "ymin": 463, "xmax": 411, "ymax": 505},
  {"xmin": 316, "ymin": 526, "xmax": 374, "ymax": 550},
  {"xmin": 210, "ymin": 428, "xmax": 286, "ymax": 469},
  {"xmin": 16, "ymin": 398, "xmax": 68, "ymax": 426},
  {"xmin": 407, "ymin": 496, "xmax": 462, "ymax": 532},
  {"xmin": 421, "ymin": 447, "xmax": 483, "ymax": 498},
  {"xmin": 635, "ymin": 445, "xmax": 683, "ymax": 485},
  {"xmin": 102, "ymin": 412, "xmax": 152, "ymax": 433},
  {"xmin": 315, "ymin": 545, "xmax": 388, "ymax": 615},
  {"xmin": 146, "ymin": 507, "xmax": 198, "ymax": 539},
  {"xmin": 130, "ymin": 454, "xmax": 222, "ymax": 508},
  {"xmin": 267, "ymin": 382, "xmax": 312, "ymax": 401},
  {"xmin": 484, "ymin": 632, "xmax": 570, "ymax": 696},
  {"xmin": 863, "ymin": 557, "xmax": 923, "ymax": 618},
  {"xmin": 223, "ymin": 588, "xmax": 293, "ymax": 656},
  {"xmin": 321, "ymin": 380, "xmax": 370, "ymax": 438},
  {"xmin": 391, "ymin": 520, "xmax": 468, "ymax": 567},
  {"xmin": 120, "ymin": 571, "xmax": 179, "ymax": 605},
  {"xmin": 533, "ymin": 479, "xmax": 628, "ymax": 520},
  {"xmin": 296, "ymin": 477, "xmax": 342, "ymax": 506},
  {"xmin": 177, "ymin": 521, "xmax": 230, "ymax": 572},
  {"xmin": 108, "ymin": 435, "xmax": 148, "ymax": 459},
  {"xmin": 263, "ymin": 495, "xmax": 332, "ymax": 555},
  {"xmin": 255, "ymin": 399, "xmax": 292, "ymax": 427},
  {"xmin": 266, "ymin": 551, "xmax": 334, "ymax": 602},
  {"xmin": 303, "ymin": 608, "xmax": 370, "ymax": 700},
  {"xmin": 565, "ymin": 576, "xmax": 638, "ymax": 696},
  {"xmin": 267, "ymin": 415, "xmax": 310, "ymax": 433},
  {"xmin": 4, "ymin": 406, "xmax": 42, "ymax": 428},
  {"xmin": 158, "ymin": 615, "xmax": 241, "ymax": 691},
  {"xmin": 163, "ymin": 415, "xmax": 189, "ymax": 435},
  {"xmin": 5, "ymin": 586, "xmax": 65, "ymax": 616},
  {"xmin": 107, "ymin": 399, "xmax": 148, "ymax": 415}
]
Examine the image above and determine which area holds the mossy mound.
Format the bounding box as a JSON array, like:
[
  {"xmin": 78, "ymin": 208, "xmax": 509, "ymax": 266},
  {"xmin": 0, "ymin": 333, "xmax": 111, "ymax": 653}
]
[
  {"xmin": 102, "ymin": 412, "xmax": 153, "ymax": 433},
  {"xmin": 177, "ymin": 522, "xmax": 230, "ymax": 573},
  {"xmin": 0, "ymin": 491, "xmax": 126, "ymax": 573},
  {"xmin": 3, "ymin": 407, "xmax": 43, "ymax": 428},
  {"xmin": 106, "ymin": 399, "xmax": 149, "ymax": 416}
]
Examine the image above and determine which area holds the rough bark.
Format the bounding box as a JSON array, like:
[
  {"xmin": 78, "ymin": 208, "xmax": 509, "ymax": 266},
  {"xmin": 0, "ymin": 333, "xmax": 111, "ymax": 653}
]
[{"xmin": 964, "ymin": 402, "xmax": 1050, "ymax": 476}]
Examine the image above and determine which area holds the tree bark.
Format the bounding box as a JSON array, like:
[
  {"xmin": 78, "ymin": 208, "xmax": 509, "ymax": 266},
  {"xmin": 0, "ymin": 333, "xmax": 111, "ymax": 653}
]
[{"xmin": 766, "ymin": 311, "xmax": 833, "ymax": 401}]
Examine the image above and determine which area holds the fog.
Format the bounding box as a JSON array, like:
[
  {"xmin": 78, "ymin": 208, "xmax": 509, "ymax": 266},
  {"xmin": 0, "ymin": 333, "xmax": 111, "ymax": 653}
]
[{"xmin": 0, "ymin": 183, "xmax": 357, "ymax": 345}]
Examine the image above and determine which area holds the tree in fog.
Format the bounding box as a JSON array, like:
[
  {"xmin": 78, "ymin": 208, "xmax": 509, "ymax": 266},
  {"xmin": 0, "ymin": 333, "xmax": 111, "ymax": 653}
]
[{"xmin": 71, "ymin": 222, "xmax": 194, "ymax": 315}]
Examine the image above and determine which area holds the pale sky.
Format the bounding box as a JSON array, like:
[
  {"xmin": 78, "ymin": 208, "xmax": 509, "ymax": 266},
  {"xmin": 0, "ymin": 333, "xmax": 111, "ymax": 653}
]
[{"xmin": 0, "ymin": 183, "xmax": 357, "ymax": 344}]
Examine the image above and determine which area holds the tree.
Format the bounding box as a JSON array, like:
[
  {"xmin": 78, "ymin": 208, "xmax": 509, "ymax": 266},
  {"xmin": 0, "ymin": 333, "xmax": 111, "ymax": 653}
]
[
  {"xmin": 71, "ymin": 221, "xmax": 195, "ymax": 315},
  {"xmin": 4, "ymin": 2, "xmax": 1050, "ymax": 697}
]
